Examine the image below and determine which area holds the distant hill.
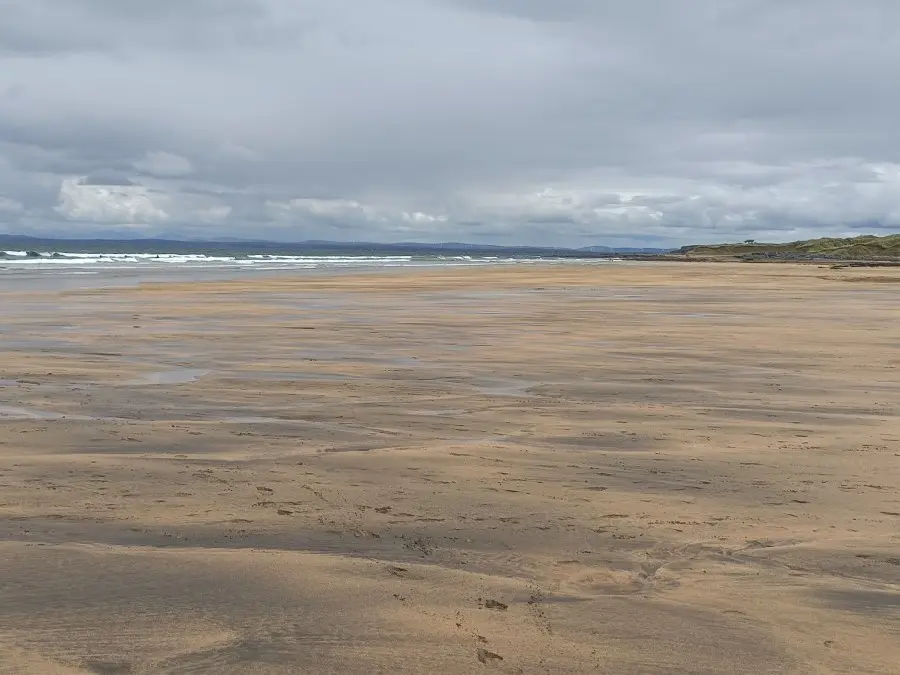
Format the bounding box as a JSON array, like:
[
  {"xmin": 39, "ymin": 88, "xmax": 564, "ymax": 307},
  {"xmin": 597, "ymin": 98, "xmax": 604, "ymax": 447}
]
[
  {"xmin": 678, "ymin": 234, "xmax": 900, "ymax": 260},
  {"xmin": 0, "ymin": 234, "xmax": 666, "ymax": 257}
]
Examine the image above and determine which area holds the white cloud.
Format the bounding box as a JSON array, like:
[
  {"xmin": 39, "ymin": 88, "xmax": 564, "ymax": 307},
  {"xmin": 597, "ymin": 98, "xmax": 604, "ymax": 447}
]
[
  {"xmin": 265, "ymin": 197, "xmax": 449, "ymax": 236},
  {"xmin": 456, "ymin": 159, "xmax": 900, "ymax": 242},
  {"xmin": 55, "ymin": 178, "xmax": 170, "ymax": 224},
  {"xmin": 266, "ymin": 198, "xmax": 383, "ymax": 222}
]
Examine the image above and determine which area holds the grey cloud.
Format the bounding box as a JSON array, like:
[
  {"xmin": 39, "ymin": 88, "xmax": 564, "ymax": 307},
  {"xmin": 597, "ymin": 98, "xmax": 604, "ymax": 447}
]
[
  {"xmin": 1, "ymin": 0, "xmax": 899, "ymax": 245},
  {"xmin": 79, "ymin": 174, "xmax": 135, "ymax": 187},
  {"xmin": 133, "ymin": 152, "xmax": 194, "ymax": 179},
  {"xmin": 0, "ymin": 0, "xmax": 267, "ymax": 55}
]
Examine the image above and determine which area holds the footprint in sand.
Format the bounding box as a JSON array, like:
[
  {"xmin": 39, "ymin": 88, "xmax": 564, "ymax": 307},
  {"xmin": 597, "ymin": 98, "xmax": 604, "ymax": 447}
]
[{"xmin": 476, "ymin": 648, "xmax": 504, "ymax": 664}]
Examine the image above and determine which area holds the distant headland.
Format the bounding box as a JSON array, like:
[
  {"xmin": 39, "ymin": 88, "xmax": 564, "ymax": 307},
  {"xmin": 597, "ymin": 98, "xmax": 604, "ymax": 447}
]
[{"xmin": 674, "ymin": 233, "xmax": 900, "ymax": 263}]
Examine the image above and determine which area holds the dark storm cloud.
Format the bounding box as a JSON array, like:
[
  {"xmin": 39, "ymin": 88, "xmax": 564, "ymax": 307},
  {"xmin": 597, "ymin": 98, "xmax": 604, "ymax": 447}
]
[{"xmin": 0, "ymin": 0, "xmax": 899, "ymax": 245}]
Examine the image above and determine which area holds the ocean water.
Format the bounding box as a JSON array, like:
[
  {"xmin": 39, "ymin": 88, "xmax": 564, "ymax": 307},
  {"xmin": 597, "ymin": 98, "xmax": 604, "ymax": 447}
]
[{"xmin": 0, "ymin": 247, "xmax": 617, "ymax": 290}]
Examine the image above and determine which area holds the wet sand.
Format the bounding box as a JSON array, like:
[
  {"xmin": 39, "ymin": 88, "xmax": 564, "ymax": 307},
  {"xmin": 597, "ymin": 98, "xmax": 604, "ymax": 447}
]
[{"xmin": 1, "ymin": 262, "xmax": 899, "ymax": 674}]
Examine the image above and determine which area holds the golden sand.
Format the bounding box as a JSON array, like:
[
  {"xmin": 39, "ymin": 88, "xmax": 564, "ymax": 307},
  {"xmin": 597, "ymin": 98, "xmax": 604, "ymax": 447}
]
[{"xmin": 1, "ymin": 262, "xmax": 898, "ymax": 673}]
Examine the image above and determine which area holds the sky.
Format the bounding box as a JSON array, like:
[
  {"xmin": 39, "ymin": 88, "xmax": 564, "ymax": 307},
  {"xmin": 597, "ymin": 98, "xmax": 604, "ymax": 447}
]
[{"xmin": 1, "ymin": 0, "xmax": 900, "ymax": 247}]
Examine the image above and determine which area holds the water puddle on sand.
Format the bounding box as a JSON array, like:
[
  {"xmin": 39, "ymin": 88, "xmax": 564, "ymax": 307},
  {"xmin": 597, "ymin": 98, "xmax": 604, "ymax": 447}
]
[
  {"xmin": 428, "ymin": 374, "xmax": 540, "ymax": 398},
  {"xmin": 407, "ymin": 408, "xmax": 469, "ymax": 417},
  {"xmin": 0, "ymin": 404, "xmax": 67, "ymax": 420},
  {"xmin": 231, "ymin": 371, "xmax": 353, "ymax": 383},
  {"xmin": 0, "ymin": 405, "xmax": 116, "ymax": 421},
  {"xmin": 219, "ymin": 416, "xmax": 288, "ymax": 424},
  {"xmin": 122, "ymin": 368, "xmax": 209, "ymax": 385},
  {"xmin": 0, "ymin": 406, "xmax": 345, "ymax": 427},
  {"xmin": 286, "ymin": 348, "xmax": 423, "ymax": 368},
  {"xmin": 216, "ymin": 416, "xmax": 347, "ymax": 426},
  {"xmin": 645, "ymin": 311, "xmax": 751, "ymax": 320},
  {"xmin": 473, "ymin": 378, "xmax": 539, "ymax": 397}
]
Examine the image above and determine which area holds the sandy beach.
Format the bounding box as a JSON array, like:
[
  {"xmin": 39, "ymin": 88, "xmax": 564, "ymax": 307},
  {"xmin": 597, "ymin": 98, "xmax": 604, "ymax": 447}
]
[{"xmin": 1, "ymin": 262, "xmax": 898, "ymax": 674}]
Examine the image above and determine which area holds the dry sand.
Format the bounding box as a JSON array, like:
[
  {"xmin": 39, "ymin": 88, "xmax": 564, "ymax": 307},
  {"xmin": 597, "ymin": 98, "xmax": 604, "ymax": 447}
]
[{"xmin": 1, "ymin": 262, "xmax": 898, "ymax": 674}]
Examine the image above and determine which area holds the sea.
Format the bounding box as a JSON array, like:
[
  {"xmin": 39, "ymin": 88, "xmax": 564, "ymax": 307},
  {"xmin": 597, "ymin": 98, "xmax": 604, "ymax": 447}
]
[{"xmin": 0, "ymin": 242, "xmax": 619, "ymax": 291}]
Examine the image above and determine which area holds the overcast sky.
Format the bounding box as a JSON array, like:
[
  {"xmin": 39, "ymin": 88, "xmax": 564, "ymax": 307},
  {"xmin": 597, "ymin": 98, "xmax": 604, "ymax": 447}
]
[{"xmin": 2, "ymin": 0, "xmax": 899, "ymax": 246}]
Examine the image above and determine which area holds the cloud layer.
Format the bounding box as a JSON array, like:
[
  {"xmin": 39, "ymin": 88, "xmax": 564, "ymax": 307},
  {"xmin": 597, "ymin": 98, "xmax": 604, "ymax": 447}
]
[{"xmin": 2, "ymin": 0, "xmax": 899, "ymax": 246}]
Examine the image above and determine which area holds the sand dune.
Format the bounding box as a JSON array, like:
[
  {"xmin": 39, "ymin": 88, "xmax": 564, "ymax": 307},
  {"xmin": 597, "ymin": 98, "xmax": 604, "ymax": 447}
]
[{"xmin": 1, "ymin": 263, "xmax": 898, "ymax": 673}]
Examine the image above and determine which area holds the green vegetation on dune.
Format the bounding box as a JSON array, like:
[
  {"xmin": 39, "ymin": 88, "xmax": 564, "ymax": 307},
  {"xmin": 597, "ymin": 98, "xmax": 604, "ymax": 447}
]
[{"xmin": 679, "ymin": 234, "xmax": 900, "ymax": 259}]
